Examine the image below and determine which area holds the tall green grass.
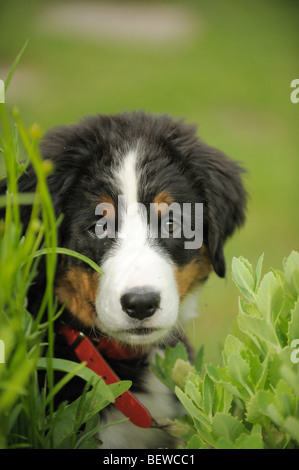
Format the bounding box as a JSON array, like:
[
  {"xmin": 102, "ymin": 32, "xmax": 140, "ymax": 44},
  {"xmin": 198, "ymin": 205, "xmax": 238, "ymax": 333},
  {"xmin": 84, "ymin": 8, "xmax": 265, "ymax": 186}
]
[{"xmin": 0, "ymin": 45, "xmax": 131, "ymax": 449}]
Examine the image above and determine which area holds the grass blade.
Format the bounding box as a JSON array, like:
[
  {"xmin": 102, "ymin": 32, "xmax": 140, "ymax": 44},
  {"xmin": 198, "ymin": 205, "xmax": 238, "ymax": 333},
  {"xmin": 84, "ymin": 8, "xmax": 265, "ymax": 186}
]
[
  {"xmin": 5, "ymin": 40, "xmax": 29, "ymax": 92},
  {"xmin": 26, "ymin": 247, "xmax": 104, "ymax": 274}
]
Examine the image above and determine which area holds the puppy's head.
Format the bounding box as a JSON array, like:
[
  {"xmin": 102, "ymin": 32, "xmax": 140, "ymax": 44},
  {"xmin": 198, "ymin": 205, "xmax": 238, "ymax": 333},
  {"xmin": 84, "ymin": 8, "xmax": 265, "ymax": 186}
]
[{"xmin": 5, "ymin": 112, "xmax": 246, "ymax": 346}]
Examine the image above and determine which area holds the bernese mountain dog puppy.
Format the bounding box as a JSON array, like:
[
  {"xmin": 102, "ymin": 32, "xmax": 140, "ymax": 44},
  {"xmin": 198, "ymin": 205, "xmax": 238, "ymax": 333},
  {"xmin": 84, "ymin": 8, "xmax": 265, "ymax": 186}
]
[{"xmin": 0, "ymin": 111, "xmax": 246, "ymax": 449}]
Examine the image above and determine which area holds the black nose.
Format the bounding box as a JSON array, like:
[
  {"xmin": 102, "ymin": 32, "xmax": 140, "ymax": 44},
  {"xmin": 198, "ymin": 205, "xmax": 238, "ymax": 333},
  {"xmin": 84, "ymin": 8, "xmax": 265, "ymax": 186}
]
[{"xmin": 121, "ymin": 289, "xmax": 161, "ymax": 321}]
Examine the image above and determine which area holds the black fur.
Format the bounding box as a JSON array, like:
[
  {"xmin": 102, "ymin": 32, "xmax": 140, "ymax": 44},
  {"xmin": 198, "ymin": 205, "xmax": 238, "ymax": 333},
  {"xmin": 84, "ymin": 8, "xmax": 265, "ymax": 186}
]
[
  {"xmin": 0, "ymin": 111, "xmax": 246, "ymax": 446},
  {"xmin": 5, "ymin": 111, "xmax": 246, "ymax": 275}
]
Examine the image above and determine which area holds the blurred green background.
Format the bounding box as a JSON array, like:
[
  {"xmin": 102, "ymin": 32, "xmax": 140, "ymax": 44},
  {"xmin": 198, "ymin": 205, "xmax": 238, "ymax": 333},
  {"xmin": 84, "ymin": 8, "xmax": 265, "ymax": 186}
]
[{"xmin": 0, "ymin": 0, "xmax": 298, "ymax": 364}]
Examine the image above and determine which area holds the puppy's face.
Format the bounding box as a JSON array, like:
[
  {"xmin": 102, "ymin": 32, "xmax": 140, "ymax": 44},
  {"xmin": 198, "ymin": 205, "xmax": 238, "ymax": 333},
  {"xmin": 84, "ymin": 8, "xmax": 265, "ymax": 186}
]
[
  {"xmin": 56, "ymin": 145, "xmax": 211, "ymax": 346},
  {"xmin": 17, "ymin": 112, "xmax": 246, "ymax": 346}
]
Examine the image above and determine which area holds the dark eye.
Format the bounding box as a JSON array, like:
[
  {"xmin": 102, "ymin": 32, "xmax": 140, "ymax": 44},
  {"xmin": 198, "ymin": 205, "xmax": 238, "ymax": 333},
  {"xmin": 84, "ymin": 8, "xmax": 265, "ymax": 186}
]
[
  {"xmin": 88, "ymin": 221, "xmax": 108, "ymax": 239},
  {"xmin": 161, "ymin": 218, "xmax": 180, "ymax": 237}
]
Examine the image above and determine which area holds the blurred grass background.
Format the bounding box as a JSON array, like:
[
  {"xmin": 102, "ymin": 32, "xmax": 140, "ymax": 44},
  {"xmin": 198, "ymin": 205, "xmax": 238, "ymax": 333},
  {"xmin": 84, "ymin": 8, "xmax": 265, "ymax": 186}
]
[{"xmin": 0, "ymin": 0, "xmax": 298, "ymax": 364}]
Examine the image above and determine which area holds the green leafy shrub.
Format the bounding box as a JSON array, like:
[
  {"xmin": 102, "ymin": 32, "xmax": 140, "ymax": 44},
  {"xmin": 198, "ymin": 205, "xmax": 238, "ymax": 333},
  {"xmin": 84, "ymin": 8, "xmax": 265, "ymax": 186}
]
[
  {"xmin": 152, "ymin": 251, "xmax": 299, "ymax": 449},
  {"xmin": 0, "ymin": 45, "xmax": 130, "ymax": 449}
]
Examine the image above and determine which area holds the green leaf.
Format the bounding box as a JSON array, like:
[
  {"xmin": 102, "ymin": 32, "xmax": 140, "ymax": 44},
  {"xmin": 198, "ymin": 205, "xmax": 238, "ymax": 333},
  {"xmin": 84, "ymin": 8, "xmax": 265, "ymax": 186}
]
[
  {"xmin": 222, "ymin": 334, "xmax": 247, "ymax": 366},
  {"xmin": 194, "ymin": 345, "xmax": 205, "ymax": 374},
  {"xmin": 186, "ymin": 434, "xmax": 208, "ymax": 449},
  {"xmin": 167, "ymin": 342, "xmax": 189, "ymax": 363},
  {"xmin": 75, "ymin": 414, "xmax": 126, "ymax": 449},
  {"xmin": 283, "ymin": 417, "xmax": 299, "ymax": 443},
  {"xmin": 43, "ymin": 361, "xmax": 90, "ymax": 408},
  {"xmin": 206, "ymin": 364, "xmax": 245, "ymax": 400},
  {"xmin": 151, "ymin": 354, "xmax": 174, "ymax": 391},
  {"xmin": 26, "ymin": 247, "xmax": 104, "ymax": 274},
  {"xmin": 255, "ymin": 271, "xmax": 284, "ymax": 323},
  {"xmin": 151, "ymin": 343, "xmax": 188, "ymax": 392},
  {"xmin": 257, "ymin": 390, "xmax": 284, "ymax": 427},
  {"xmin": 44, "ymin": 390, "xmax": 99, "ymax": 448},
  {"xmin": 227, "ymin": 354, "xmax": 254, "ymax": 398},
  {"xmin": 37, "ymin": 357, "xmax": 132, "ymax": 403},
  {"xmin": 246, "ymin": 393, "xmax": 264, "ymax": 424},
  {"xmin": 247, "ymin": 387, "xmax": 296, "ymax": 435},
  {"xmin": 254, "ymin": 353, "xmax": 270, "ymax": 391},
  {"xmin": 203, "ymin": 373, "xmax": 214, "ymax": 418},
  {"xmin": 214, "ymin": 386, "xmax": 233, "ymax": 415},
  {"xmin": 256, "ymin": 390, "xmax": 273, "ymax": 412},
  {"xmin": 184, "ymin": 377, "xmax": 202, "ymax": 408},
  {"xmin": 234, "ymin": 425, "xmax": 264, "ymax": 449},
  {"xmin": 280, "ymin": 364, "xmax": 299, "ymax": 396},
  {"xmin": 238, "ymin": 313, "xmax": 281, "ymax": 351},
  {"xmin": 284, "ymin": 250, "xmax": 299, "ymax": 298},
  {"xmin": 44, "ymin": 380, "xmax": 131, "ymax": 449},
  {"xmin": 288, "ymin": 300, "xmax": 299, "ymax": 342},
  {"xmin": 153, "ymin": 416, "xmax": 194, "ymax": 441},
  {"xmin": 172, "ymin": 359, "xmax": 194, "ymax": 389},
  {"xmin": 175, "ymin": 386, "xmax": 211, "ymax": 429},
  {"xmin": 232, "ymin": 257, "xmax": 256, "ymax": 302},
  {"xmin": 275, "ymin": 379, "xmax": 296, "ymax": 418},
  {"xmin": 254, "ymin": 253, "xmax": 264, "ymax": 292},
  {"xmin": 211, "ymin": 412, "xmax": 244, "ymax": 443},
  {"xmin": 215, "ymin": 437, "xmax": 234, "ymax": 449},
  {"xmin": 76, "ymin": 430, "xmax": 102, "ymax": 449}
]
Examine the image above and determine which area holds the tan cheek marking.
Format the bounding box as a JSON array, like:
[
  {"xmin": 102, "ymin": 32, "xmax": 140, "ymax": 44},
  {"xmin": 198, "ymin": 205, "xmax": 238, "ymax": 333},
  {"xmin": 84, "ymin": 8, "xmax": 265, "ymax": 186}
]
[
  {"xmin": 175, "ymin": 247, "xmax": 212, "ymax": 299},
  {"xmin": 55, "ymin": 268, "xmax": 100, "ymax": 328}
]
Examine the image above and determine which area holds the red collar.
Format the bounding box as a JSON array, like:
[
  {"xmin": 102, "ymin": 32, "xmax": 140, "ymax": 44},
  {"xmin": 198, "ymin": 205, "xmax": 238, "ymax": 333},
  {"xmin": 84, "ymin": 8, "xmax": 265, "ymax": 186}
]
[
  {"xmin": 90, "ymin": 333, "xmax": 147, "ymax": 360},
  {"xmin": 60, "ymin": 325, "xmax": 152, "ymax": 428}
]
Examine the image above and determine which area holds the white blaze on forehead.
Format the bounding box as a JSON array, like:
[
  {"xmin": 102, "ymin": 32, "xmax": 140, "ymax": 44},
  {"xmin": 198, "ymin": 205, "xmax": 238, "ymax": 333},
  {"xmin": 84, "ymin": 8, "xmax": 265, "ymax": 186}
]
[
  {"xmin": 95, "ymin": 146, "xmax": 180, "ymax": 344},
  {"xmin": 115, "ymin": 147, "xmax": 152, "ymax": 288},
  {"xmin": 117, "ymin": 148, "xmax": 139, "ymax": 212},
  {"xmin": 116, "ymin": 147, "xmax": 148, "ymax": 241}
]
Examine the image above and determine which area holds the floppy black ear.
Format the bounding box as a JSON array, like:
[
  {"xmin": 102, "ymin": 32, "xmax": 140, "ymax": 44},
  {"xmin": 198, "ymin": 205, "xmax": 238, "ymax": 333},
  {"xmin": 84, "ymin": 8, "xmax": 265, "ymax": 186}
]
[
  {"xmin": 161, "ymin": 117, "xmax": 247, "ymax": 278},
  {"xmin": 202, "ymin": 145, "xmax": 247, "ymax": 277}
]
